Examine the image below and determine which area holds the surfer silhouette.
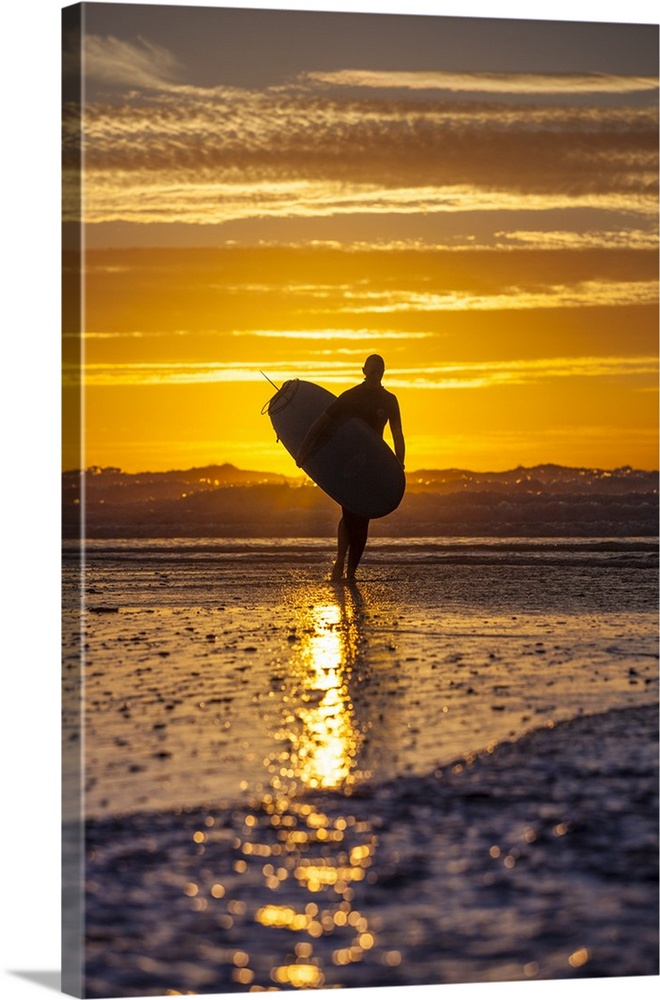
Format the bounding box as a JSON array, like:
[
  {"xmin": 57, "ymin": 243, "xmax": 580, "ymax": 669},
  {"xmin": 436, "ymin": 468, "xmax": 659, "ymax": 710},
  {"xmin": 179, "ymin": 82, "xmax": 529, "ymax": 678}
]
[{"xmin": 296, "ymin": 354, "xmax": 405, "ymax": 582}]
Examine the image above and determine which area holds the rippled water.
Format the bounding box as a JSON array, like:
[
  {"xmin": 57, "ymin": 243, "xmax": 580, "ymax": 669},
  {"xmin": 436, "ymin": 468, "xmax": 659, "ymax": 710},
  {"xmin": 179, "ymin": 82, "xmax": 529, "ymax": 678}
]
[{"xmin": 65, "ymin": 534, "xmax": 659, "ymax": 568}]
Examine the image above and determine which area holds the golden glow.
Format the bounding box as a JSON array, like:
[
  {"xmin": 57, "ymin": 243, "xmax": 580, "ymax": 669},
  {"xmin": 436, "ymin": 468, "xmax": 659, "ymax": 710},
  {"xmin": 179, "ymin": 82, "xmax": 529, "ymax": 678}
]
[
  {"xmin": 78, "ymin": 174, "xmax": 658, "ymax": 225},
  {"xmin": 279, "ymin": 596, "xmax": 363, "ymax": 792},
  {"xmin": 294, "ymin": 863, "xmax": 366, "ymax": 888},
  {"xmin": 66, "ymin": 20, "xmax": 659, "ymax": 477},
  {"xmin": 338, "ymin": 282, "xmax": 658, "ymax": 313},
  {"xmin": 215, "ymin": 586, "xmax": 382, "ymax": 988},
  {"xmin": 68, "ymin": 353, "xmax": 659, "ymax": 389},
  {"xmin": 256, "ymin": 904, "xmax": 303, "ymax": 930},
  {"xmin": 305, "ymin": 68, "xmax": 660, "ymax": 95},
  {"xmin": 271, "ymin": 964, "xmax": 325, "ymax": 988},
  {"xmin": 65, "ymin": 233, "xmax": 659, "ymax": 474},
  {"xmin": 568, "ymin": 947, "xmax": 590, "ymax": 968},
  {"xmin": 71, "ymin": 54, "xmax": 658, "ymax": 228}
]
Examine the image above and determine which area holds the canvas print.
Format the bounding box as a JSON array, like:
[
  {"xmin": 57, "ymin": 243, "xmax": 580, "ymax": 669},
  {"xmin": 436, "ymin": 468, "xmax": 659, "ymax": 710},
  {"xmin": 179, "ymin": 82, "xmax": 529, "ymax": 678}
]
[{"xmin": 62, "ymin": 2, "xmax": 659, "ymax": 997}]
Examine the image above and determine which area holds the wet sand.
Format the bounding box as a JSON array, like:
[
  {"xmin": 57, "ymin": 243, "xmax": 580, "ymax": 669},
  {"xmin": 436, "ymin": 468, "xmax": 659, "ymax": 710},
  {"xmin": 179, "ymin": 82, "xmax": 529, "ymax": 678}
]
[{"xmin": 62, "ymin": 540, "xmax": 658, "ymax": 996}]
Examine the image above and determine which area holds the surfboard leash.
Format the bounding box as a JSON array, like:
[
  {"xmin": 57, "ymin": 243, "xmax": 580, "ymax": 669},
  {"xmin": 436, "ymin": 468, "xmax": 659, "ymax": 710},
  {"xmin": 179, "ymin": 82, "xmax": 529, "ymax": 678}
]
[
  {"xmin": 259, "ymin": 370, "xmax": 280, "ymax": 391},
  {"xmin": 259, "ymin": 371, "xmax": 298, "ymax": 418}
]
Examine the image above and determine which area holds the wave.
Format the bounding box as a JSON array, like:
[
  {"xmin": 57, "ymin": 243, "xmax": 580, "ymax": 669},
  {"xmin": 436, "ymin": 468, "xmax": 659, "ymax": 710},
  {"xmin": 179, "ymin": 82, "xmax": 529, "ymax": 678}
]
[{"xmin": 63, "ymin": 535, "xmax": 658, "ymax": 569}]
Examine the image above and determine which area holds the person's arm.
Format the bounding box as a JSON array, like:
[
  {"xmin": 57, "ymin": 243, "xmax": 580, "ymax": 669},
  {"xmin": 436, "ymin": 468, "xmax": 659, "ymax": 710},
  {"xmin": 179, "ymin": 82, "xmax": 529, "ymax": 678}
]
[
  {"xmin": 389, "ymin": 399, "xmax": 405, "ymax": 468},
  {"xmin": 295, "ymin": 412, "xmax": 332, "ymax": 467},
  {"xmin": 391, "ymin": 417, "xmax": 405, "ymax": 468}
]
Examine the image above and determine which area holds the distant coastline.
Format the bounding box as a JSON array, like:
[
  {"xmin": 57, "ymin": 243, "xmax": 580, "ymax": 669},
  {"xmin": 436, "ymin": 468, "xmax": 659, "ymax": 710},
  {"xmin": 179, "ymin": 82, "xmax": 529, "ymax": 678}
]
[{"xmin": 62, "ymin": 463, "xmax": 658, "ymax": 539}]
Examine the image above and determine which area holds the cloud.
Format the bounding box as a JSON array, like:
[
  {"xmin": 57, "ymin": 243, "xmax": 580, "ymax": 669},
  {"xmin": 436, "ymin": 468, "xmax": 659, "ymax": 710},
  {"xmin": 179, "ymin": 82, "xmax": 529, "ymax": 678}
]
[
  {"xmin": 66, "ymin": 354, "xmax": 657, "ymax": 389},
  {"xmin": 71, "ymin": 328, "xmax": 431, "ymax": 341},
  {"xmin": 336, "ymin": 280, "xmax": 659, "ymax": 313},
  {"xmin": 63, "ymin": 48, "xmax": 658, "ymax": 237},
  {"xmin": 231, "ymin": 329, "xmax": 431, "ymax": 340},
  {"xmin": 384, "ymin": 356, "xmax": 659, "ymax": 391},
  {"xmin": 301, "ymin": 70, "xmax": 660, "ymax": 96},
  {"xmin": 496, "ymin": 229, "xmax": 659, "ymax": 251},
  {"xmin": 71, "ymin": 174, "xmax": 658, "ymax": 227},
  {"xmin": 79, "ymin": 34, "xmax": 182, "ymax": 90},
  {"xmin": 77, "ymin": 86, "xmax": 658, "ymax": 174},
  {"xmin": 69, "ymin": 82, "xmax": 658, "ymax": 229},
  {"xmin": 65, "ymin": 359, "xmax": 355, "ymax": 387}
]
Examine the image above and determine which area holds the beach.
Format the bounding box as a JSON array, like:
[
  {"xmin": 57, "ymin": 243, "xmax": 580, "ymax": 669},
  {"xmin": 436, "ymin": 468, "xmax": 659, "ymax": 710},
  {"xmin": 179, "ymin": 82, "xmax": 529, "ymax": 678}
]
[{"xmin": 62, "ymin": 538, "xmax": 658, "ymax": 996}]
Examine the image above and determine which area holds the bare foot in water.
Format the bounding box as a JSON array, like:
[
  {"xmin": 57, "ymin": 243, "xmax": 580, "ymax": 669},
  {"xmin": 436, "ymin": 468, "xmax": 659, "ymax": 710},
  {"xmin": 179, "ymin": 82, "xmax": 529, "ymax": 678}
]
[{"xmin": 330, "ymin": 563, "xmax": 344, "ymax": 582}]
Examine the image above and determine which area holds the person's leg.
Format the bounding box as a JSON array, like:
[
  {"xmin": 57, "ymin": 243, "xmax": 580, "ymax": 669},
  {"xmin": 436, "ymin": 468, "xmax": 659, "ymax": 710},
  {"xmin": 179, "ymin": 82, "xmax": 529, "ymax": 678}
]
[
  {"xmin": 331, "ymin": 510, "xmax": 350, "ymax": 580},
  {"xmin": 345, "ymin": 512, "xmax": 370, "ymax": 580}
]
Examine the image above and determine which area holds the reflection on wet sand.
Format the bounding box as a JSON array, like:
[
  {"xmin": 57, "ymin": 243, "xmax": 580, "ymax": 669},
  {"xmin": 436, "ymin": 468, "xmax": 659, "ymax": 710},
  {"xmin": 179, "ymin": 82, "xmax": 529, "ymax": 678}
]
[
  {"xmin": 272, "ymin": 586, "xmax": 367, "ymax": 792},
  {"xmin": 233, "ymin": 584, "xmax": 382, "ymax": 989}
]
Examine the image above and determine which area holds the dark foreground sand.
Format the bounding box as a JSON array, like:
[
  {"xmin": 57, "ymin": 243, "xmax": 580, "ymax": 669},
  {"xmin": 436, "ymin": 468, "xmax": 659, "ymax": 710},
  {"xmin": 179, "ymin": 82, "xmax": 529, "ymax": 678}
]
[{"xmin": 78, "ymin": 703, "xmax": 658, "ymax": 997}]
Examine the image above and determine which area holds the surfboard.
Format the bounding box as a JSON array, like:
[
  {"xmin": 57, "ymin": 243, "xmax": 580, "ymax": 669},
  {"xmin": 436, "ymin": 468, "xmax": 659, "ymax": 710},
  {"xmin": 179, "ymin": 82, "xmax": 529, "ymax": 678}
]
[{"xmin": 265, "ymin": 379, "xmax": 405, "ymax": 518}]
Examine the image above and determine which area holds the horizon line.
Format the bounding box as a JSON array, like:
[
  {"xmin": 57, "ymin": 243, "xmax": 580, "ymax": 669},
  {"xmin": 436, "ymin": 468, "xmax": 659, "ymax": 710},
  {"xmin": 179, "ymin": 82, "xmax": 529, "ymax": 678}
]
[{"xmin": 62, "ymin": 460, "xmax": 659, "ymax": 477}]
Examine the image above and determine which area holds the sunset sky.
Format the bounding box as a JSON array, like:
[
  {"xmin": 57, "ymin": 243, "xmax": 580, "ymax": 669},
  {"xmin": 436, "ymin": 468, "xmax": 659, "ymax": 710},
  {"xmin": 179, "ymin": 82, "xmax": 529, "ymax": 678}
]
[{"xmin": 62, "ymin": 1, "xmax": 659, "ymax": 474}]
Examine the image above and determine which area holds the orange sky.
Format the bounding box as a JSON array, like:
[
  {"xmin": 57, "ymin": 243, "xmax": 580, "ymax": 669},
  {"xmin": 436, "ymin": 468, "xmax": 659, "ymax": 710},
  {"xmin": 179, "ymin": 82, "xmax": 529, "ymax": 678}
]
[{"xmin": 62, "ymin": 5, "xmax": 659, "ymax": 475}]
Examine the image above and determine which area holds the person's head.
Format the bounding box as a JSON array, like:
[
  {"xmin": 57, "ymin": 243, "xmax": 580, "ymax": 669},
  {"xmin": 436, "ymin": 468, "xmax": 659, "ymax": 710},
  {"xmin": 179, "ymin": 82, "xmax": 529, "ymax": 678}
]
[{"xmin": 363, "ymin": 354, "xmax": 385, "ymax": 382}]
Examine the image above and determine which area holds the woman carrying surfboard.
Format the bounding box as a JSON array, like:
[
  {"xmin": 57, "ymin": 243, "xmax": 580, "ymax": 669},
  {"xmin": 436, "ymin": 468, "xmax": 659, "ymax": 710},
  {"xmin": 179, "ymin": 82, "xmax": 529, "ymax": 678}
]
[{"xmin": 295, "ymin": 355, "xmax": 405, "ymax": 583}]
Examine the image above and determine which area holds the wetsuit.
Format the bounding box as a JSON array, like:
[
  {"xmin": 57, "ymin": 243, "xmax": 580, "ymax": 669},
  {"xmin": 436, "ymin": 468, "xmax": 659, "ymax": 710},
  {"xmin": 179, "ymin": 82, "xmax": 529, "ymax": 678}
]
[
  {"xmin": 325, "ymin": 382, "xmax": 401, "ymax": 436},
  {"xmin": 325, "ymin": 382, "xmax": 402, "ymax": 575}
]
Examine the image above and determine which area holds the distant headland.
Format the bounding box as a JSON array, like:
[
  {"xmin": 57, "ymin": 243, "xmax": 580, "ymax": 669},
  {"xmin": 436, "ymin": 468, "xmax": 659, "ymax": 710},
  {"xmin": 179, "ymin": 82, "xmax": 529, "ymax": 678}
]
[{"xmin": 62, "ymin": 463, "xmax": 658, "ymax": 540}]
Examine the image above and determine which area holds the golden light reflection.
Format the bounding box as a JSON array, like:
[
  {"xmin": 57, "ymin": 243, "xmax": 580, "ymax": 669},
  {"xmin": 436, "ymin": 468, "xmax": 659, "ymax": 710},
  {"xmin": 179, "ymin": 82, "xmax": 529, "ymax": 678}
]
[
  {"xmin": 216, "ymin": 587, "xmax": 385, "ymax": 989},
  {"xmin": 281, "ymin": 594, "xmax": 364, "ymax": 792},
  {"xmin": 271, "ymin": 964, "xmax": 325, "ymax": 988},
  {"xmin": 568, "ymin": 947, "xmax": 590, "ymax": 969}
]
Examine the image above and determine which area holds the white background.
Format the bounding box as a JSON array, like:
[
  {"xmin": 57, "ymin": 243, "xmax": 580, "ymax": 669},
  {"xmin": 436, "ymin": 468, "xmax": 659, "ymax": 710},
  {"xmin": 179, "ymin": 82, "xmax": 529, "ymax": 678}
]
[{"xmin": 1, "ymin": 1, "xmax": 657, "ymax": 999}]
